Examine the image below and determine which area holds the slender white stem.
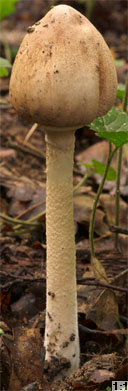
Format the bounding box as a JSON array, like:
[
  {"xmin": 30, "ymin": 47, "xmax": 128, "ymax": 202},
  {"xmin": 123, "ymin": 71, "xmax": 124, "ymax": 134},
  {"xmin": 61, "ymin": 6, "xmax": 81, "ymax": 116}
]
[{"xmin": 44, "ymin": 130, "xmax": 79, "ymax": 377}]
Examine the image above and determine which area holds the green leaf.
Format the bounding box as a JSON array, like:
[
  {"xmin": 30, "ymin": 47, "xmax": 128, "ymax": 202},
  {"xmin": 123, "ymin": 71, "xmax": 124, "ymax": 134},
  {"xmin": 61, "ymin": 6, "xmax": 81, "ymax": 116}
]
[
  {"xmin": 0, "ymin": 99, "xmax": 8, "ymax": 104},
  {"xmin": 0, "ymin": 0, "xmax": 20, "ymax": 20},
  {"xmin": 0, "ymin": 328, "xmax": 4, "ymax": 335},
  {"xmin": 117, "ymin": 83, "xmax": 125, "ymax": 100},
  {"xmin": 77, "ymin": 162, "xmax": 93, "ymax": 169},
  {"xmin": 0, "ymin": 58, "xmax": 12, "ymax": 70},
  {"xmin": 92, "ymin": 159, "xmax": 116, "ymax": 181},
  {"xmin": 89, "ymin": 107, "xmax": 128, "ymax": 147},
  {"xmin": 0, "ymin": 58, "xmax": 12, "ymax": 78},
  {"xmin": 114, "ymin": 59, "xmax": 125, "ymax": 67},
  {"xmin": 77, "ymin": 160, "xmax": 116, "ymax": 181},
  {"xmin": 0, "ymin": 67, "xmax": 9, "ymax": 77},
  {"xmin": 0, "ymin": 57, "xmax": 12, "ymax": 68}
]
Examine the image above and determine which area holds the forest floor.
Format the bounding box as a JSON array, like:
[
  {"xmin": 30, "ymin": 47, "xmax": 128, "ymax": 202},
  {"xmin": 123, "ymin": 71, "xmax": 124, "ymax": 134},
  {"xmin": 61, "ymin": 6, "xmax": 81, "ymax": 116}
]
[{"xmin": 0, "ymin": 1, "xmax": 128, "ymax": 390}]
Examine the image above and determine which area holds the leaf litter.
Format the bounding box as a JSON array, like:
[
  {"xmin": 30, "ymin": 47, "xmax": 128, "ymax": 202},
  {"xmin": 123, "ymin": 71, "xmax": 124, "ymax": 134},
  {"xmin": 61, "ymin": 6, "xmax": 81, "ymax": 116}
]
[
  {"xmin": 1, "ymin": 111, "xmax": 127, "ymax": 390},
  {"xmin": 0, "ymin": 0, "xmax": 128, "ymax": 390}
]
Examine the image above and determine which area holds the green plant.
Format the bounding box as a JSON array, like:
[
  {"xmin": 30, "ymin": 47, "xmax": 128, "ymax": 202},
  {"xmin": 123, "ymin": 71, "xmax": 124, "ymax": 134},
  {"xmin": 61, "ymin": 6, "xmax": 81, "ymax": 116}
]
[
  {"xmin": 77, "ymin": 159, "xmax": 116, "ymax": 184},
  {"xmin": 0, "ymin": 57, "xmax": 12, "ymax": 77},
  {"xmin": 0, "ymin": 0, "xmax": 20, "ymax": 20},
  {"xmin": 115, "ymin": 77, "xmax": 128, "ymax": 247},
  {"xmin": 0, "ymin": 0, "xmax": 20, "ymax": 76},
  {"xmin": 117, "ymin": 83, "xmax": 125, "ymax": 101},
  {"xmin": 88, "ymin": 79, "xmax": 128, "ymax": 257}
]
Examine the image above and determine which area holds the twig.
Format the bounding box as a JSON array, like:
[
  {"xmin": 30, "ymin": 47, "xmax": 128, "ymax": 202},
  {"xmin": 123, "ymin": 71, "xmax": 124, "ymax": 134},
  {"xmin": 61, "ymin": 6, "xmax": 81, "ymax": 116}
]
[
  {"xmin": 24, "ymin": 123, "xmax": 38, "ymax": 143},
  {"xmin": 17, "ymin": 135, "xmax": 45, "ymax": 157},
  {"xmin": 15, "ymin": 201, "xmax": 45, "ymax": 220},
  {"xmin": 14, "ymin": 203, "xmax": 46, "ymax": 230},
  {"xmin": 12, "ymin": 227, "xmax": 37, "ymax": 235},
  {"xmin": 79, "ymin": 323, "xmax": 128, "ymax": 336},
  {"xmin": 1, "ymin": 273, "xmax": 127, "ymax": 293},
  {"xmin": 8, "ymin": 137, "xmax": 45, "ymax": 161},
  {"xmin": 73, "ymin": 170, "xmax": 90, "ymax": 193},
  {"xmin": 13, "ymin": 210, "xmax": 46, "ymax": 231},
  {"xmin": 120, "ymin": 315, "xmax": 128, "ymax": 325},
  {"xmin": 0, "ymin": 213, "xmax": 40, "ymax": 227},
  {"xmin": 77, "ymin": 278, "xmax": 128, "ymax": 293},
  {"xmin": 0, "ymin": 275, "xmax": 46, "ymax": 290},
  {"xmin": 110, "ymin": 225, "xmax": 128, "ymax": 235}
]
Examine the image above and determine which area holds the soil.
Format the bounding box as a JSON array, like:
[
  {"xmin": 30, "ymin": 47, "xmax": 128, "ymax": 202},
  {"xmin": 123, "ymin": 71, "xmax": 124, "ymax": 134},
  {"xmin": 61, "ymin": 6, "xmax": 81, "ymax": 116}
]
[{"xmin": 0, "ymin": 1, "xmax": 128, "ymax": 390}]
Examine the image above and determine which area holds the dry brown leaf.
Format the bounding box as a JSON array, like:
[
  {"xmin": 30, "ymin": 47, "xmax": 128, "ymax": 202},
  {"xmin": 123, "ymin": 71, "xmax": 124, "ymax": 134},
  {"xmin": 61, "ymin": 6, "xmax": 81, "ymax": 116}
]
[
  {"xmin": 76, "ymin": 141, "xmax": 127, "ymax": 192},
  {"xmin": 91, "ymin": 256, "xmax": 108, "ymax": 283},
  {"xmin": 60, "ymin": 353, "xmax": 122, "ymax": 391},
  {"xmin": 100, "ymin": 193, "xmax": 127, "ymax": 229},
  {"xmin": 74, "ymin": 193, "xmax": 108, "ymax": 236},
  {"xmin": 88, "ymin": 288, "xmax": 119, "ymax": 330},
  {"xmin": 0, "ymin": 148, "xmax": 16, "ymax": 159},
  {"xmin": 78, "ymin": 276, "xmax": 120, "ymax": 330},
  {"xmin": 9, "ymin": 325, "xmax": 44, "ymax": 391},
  {"xmin": 88, "ymin": 369, "xmax": 115, "ymax": 384}
]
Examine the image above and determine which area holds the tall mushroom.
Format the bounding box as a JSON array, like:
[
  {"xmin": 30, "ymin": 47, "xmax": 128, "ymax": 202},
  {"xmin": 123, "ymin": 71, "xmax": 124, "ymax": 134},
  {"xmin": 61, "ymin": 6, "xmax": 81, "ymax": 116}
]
[{"xmin": 9, "ymin": 4, "xmax": 117, "ymax": 378}]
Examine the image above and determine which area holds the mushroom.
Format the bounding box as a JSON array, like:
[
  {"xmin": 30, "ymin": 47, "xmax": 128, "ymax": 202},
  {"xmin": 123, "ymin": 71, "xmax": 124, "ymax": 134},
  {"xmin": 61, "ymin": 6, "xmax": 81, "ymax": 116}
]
[{"xmin": 9, "ymin": 4, "xmax": 117, "ymax": 378}]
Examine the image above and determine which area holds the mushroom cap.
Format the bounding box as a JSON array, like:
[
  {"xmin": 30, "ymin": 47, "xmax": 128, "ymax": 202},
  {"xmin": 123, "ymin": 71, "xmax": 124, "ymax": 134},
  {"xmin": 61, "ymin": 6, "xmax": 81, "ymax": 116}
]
[{"xmin": 9, "ymin": 4, "xmax": 117, "ymax": 129}]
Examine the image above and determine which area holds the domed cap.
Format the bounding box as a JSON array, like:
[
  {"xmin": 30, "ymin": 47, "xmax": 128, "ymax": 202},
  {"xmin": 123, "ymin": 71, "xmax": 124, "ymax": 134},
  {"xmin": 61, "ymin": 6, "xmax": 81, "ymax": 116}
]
[{"xmin": 9, "ymin": 4, "xmax": 117, "ymax": 129}]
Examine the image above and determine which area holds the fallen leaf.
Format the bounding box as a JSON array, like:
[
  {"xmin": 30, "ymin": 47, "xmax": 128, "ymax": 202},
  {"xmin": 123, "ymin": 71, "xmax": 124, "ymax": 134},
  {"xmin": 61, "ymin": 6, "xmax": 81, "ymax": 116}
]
[
  {"xmin": 91, "ymin": 256, "xmax": 108, "ymax": 283},
  {"xmin": 60, "ymin": 353, "xmax": 122, "ymax": 391},
  {"xmin": 88, "ymin": 369, "xmax": 115, "ymax": 384},
  {"xmin": 0, "ymin": 290, "xmax": 11, "ymax": 313},
  {"xmin": 88, "ymin": 288, "xmax": 119, "ymax": 330},
  {"xmin": 72, "ymin": 381, "xmax": 97, "ymax": 390},
  {"xmin": 9, "ymin": 324, "xmax": 44, "ymax": 391},
  {"xmin": 0, "ymin": 148, "xmax": 16, "ymax": 159},
  {"xmin": 115, "ymin": 358, "xmax": 128, "ymax": 380},
  {"xmin": 76, "ymin": 141, "xmax": 127, "ymax": 191},
  {"xmin": 100, "ymin": 193, "xmax": 127, "ymax": 229},
  {"xmin": 74, "ymin": 193, "xmax": 108, "ymax": 236}
]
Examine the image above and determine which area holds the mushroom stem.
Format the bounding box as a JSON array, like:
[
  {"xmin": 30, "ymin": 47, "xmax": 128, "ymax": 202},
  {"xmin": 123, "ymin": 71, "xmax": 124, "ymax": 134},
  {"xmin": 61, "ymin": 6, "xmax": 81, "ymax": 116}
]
[{"xmin": 44, "ymin": 129, "xmax": 79, "ymax": 377}]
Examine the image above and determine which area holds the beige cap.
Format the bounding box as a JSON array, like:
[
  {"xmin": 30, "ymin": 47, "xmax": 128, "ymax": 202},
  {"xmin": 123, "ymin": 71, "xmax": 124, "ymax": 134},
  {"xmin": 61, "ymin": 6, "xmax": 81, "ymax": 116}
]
[{"xmin": 9, "ymin": 4, "xmax": 117, "ymax": 129}]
